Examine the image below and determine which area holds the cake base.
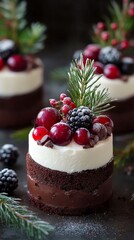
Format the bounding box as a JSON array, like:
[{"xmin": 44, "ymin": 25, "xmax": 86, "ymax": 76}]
[
  {"xmin": 0, "ymin": 87, "xmax": 44, "ymax": 128},
  {"xmin": 26, "ymin": 154, "xmax": 113, "ymax": 216},
  {"xmin": 107, "ymin": 96, "xmax": 134, "ymax": 134}
]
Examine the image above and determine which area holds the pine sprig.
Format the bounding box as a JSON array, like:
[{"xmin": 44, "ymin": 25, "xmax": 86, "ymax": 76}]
[
  {"xmin": 0, "ymin": 0, "xmax": 46, "ymax": 54},
  {"xmin": 68, "ymin": 56, "xmax": 114, "ymax": 115},
  {"xmin": 0, "ymin": 193, "xmax": 54, "ymax": 240}
]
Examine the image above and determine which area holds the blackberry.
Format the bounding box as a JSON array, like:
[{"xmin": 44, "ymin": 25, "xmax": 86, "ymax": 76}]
[
  {"xmin": 120, "ymin": 57, "xmax": 134, "ymax": 75},
  {"xmin": 99, "ymin": 46, "xmax": 121, "ymax": 65},
  {"xmin": 0, "ymin": 168, "xmax": 18, "ymax": 193},
  {"xmin": 0, "ymin": 39, "xmax": 18, "ymax": 61},
  {"xmin": 0, "ymin": 144, "xmax": 19, "ymax": 166},
  {"xmin": 67, "ymin": 106, "xmax": 93, "ymax": 132}
]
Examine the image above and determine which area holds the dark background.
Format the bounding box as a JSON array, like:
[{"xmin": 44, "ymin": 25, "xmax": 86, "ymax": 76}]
[{"xmin": 26, "ymin": 0, "xmax": 122, "ymax": 49}]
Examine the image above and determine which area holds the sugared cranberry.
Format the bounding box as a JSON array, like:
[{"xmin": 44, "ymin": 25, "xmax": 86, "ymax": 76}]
[
  {"xmin": 111, "ymin": 22, "xmax": 118, "ymax": 30},
  {"xmin": 61, "ymin": 104, "xmax": 70, "ymax": 115},
  {"xmin": 0, "ymin": 58, "xmax": 4, "ymax": 70},
  {"xmin": 32, "ymin": 126, "xmax": 49, "ymax": 141},
  {"xmin": 97, "ymin": 22, "xmax": 105, "ymax": 30},
  {"xmin": 92, "ymin": 123, "xmax": 107, "ymax": 140},
  {"xmin": 101, "ymin": 31, "xmax": 110, "ymax": 41},
  {"xmin": 69, "ymin": 101, "xmax": 76, "ymax": 109},
  {"xmin": 74, "ymin": 128, "xmax": 91, "ymax": 145},
  {"xmin": 49, "ymin": 99, "xmax": 58, "ymax": 108},
  {"xmin": 93, "ymin": 61, "xmax": 103, "ymax": 74},
  {"xmin": 60, "ymin": 93, "xmax": 67, "ymax": 100},
  {"xmin": 104, "ymin": 64, "xmax": 121, "ymax": 79},
  {"xmin": 35, "ymin": 107, "xmax": 61, "ymax": 131},
  {"xmin": 7, "ymin": 54, "xmax": 27, "ymax": 71},
  {"xmin": 49, "ymin": 122, "xmax": 72, "ymax": 146},
  {"xmin": 128, "ymin": 8, "xmax": 134, "ymax": 17},
  {"xmin": 111, "ymin": 39, "xmax": 118, "ymax": 47},
  {"xmin": 93, "ymin": 115, "xmax": 113, "ymax": 128},
  {"xmin": 63, "ymin": 97, "xmax": 72, "ymax": 105},
  {"xmin": 120, "ymin": 40, "xmax": 129, "ymax": 50},
  {"xmin": 83, "ymin": 44, "xmax": 101, "ymax": 62}
]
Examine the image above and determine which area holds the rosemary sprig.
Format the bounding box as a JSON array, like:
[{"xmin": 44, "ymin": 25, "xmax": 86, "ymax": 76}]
[
  {"xmin": 0, "ymin": 193, "xmax": 54, "ymax": 240},
  {"xmin": 68, "ymin": 56, "xmax": 114, "ymax": 115}
]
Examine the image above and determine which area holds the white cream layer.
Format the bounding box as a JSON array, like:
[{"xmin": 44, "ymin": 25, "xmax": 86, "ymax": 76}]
[
  {"xmin": 28, "ymin": 129, "xmax": 113, "ymax": 173},
  {"xmin": 96, "ymin": 74, "xmax": 134, "ymax": 100},
  {"xmin": 0, "ymin": 59, "xmax": 43, "ymax": 96}
]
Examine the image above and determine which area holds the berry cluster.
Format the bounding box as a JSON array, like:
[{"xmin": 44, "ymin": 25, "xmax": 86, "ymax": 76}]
[
  {"xmin": 0, "ymin": 144, "xmax": 19, "ymax": 166},
  {"xmin": 0, "ymin": 39, "xmax": 36, "ymax": 72},
  {"xmin": 82, "ymin": 44, "xmax": 134, "ymax": 79},
  {"xmin": 33, "ymin": 94, "xmax": 113, "ymax": 147},
  {"xmin": 0, "ymin": 168, "xmax": 18, "ymax": 193}
]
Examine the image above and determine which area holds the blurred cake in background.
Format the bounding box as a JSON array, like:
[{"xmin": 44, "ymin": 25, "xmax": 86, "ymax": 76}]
[
  {"xmin": 75, "ymin": 0, "xmax": 134, "ymax": 134},
  {"xmin": 0, "ymin": 0, "xmax": 46, "ymax": 128}
]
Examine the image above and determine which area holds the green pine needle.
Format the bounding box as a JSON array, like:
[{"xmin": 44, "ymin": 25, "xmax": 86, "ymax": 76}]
[
  {"xmin": 68, "ymin": 56, "xmax": 114, "ymax": 115},
  {"xmin": 0, "ymin": 193, "xmax": 54, "ymax": 240},
  {"xmin": 0, "ymin": 0, "xmax": 46, "ymax": 54}
]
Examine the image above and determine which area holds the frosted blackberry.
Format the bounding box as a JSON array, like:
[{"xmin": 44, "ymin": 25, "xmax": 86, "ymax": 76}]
[
  {"xmin": 0, "ymin": 144, "xmax": 19, "ymax": 166},
  {"xmin": 0, "ymin": 39, "xmax": 18, "ymax": 61},
  {"xmin": 99, "ymin": 46, "xmax": 121, "ymax": 65},
  {"xmin": 0, "ymin": 168, "xmax": 18, "ymax": 193},
  {"xmin": 67, "ymin": 107, "xmax": 93, "ymax": 132}
]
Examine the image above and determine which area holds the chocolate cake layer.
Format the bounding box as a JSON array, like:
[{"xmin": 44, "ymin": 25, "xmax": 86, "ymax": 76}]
[
  {"xmin": 27, "ymin": 175, "xmax": 113, "ymax": 215},
  {"xmin": 26, "ymin": 153, "xmax": 113, "ymax": 192},
  {"xmin": 0, "ymin": 87, "xmax": 44, "ymax": 128},
  {"xmin": 107, "ymin": 96, "xmax": 134, "ymax": 134},
  {"xmin": 26, "ymin": 154, "xmax": 113, "ymax": 215}
]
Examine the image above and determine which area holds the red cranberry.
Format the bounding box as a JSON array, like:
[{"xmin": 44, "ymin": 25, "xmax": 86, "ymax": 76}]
[
  {"xmin": 111, "ymin": 39, "xmax": 118, "ymax": 46},
  {"xmin": 35, "ymin": 107, "xmax": 61, "ymax": 131},
  {"xmin": 93, "ymin": 115, "xmax": 113, "ymax": 128},
  {"xmin": 93, "ymin": 61, "xmax": 103, "ymax": 74},
  {"xmin": 128, "ymin": 8, "xmax": 134, "ymax": 16},
  {"xmin": 69, "ymin": 101, "xmax": 76, "ymax": 109},
  {"xmin": 104, "ymin": 64, "xmax": 121, "ymax": 79},
  {"xmin": 74, "ymin": 128, "xmax": 91, "ymax": 145},
  {"xmin": 49, "ymin": 122, "xmax": 72, "ymax": 146},
  {"xmin": 111, "ymin": 22, "xmax": 118, "ymax": 30},
  {"xmin": 92, "ymin": 123, "xmax": 107, "ymax": 140},
  {"xmin": 49, "ymin": 99, "xmax": 58, "ymax": 108},
  {"xmin": 60, "ymin": 93, "xmax": 67, "ymax": 100},
  {"xmin": 97, "ymin": 22, "xmax": 105, "ymax": 30},
  {"xmin": 83, "ymin": 44, "xmax": 101, "ymax": 63},
  {"xmin": 63, "ymin": 97, "xmax": 72, "ymax": 105},
  {"xmin": 101, "ymin": 31, "xmax": 110, "ymax": 41},
  {"xmin": 120, "ymin": 40, "xmax": 129, "ymax": 50},
  {"xmin": 7, "ymin": 54, "xmax": 27, "ymax": 71},
  {"xmin": 32, "ymin": 126, "xmax": 49, "ymax": 141},
  {"xmin": 0, "ymin": 58, "xmax": 4, "ymax": 70},
  {"xmin": 61, "ymin": 104, "xmax": 70, "ymax": 115}
]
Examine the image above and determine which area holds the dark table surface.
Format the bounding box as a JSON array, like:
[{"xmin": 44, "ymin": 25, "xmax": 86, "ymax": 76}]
[{"xmin": 0, "ymin": 46, "xmax": 134, "ymax": 240}]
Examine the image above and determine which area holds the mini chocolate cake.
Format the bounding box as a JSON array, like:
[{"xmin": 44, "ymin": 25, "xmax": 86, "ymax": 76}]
[{"xmin": 26, "ymin": 57, "xmax": 114, "ymax": 215}]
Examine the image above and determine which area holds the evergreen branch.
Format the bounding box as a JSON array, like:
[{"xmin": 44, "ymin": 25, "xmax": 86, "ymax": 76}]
[
  {"xmin": 0, "ymin": 193, "xmax": 54, "ymax": 240},
  {"xmin": 68, "ymin": 56, "xmax": 114, "ymax": 114}
]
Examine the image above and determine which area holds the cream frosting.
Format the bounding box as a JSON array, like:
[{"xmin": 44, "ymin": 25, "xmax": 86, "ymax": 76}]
[
  {"xmin": 96, "ymin": 74, "xmax": 134, "ymax": 100},
  {"xmin": 0, "ymin": 59, "xmax": 43, "ymax": 96},
  {"xmin": 28, "ymin": 129, "xmax": 113, "ymax": 173}
]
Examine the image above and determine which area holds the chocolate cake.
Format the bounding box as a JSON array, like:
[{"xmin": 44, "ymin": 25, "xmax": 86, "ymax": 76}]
[
  {"xmin": 0, "ymin": 0, "xmax": 46, "ymax": 128},
  {"xmin": 26, "ymin": 57, "xmax": 114, "ymax": 215}
]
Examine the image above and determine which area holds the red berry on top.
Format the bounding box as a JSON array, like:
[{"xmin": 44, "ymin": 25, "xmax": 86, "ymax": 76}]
[
  {"xmin": 111, "ymin": 22, "xmax": 118, "ymax": 30},
  {"xmin": 101, "ymin": 31, "xmax": 110, "ymax": 41},
  {"xmin": 93, "ymin": 61, "xmax": 103, "ymax": 74},
  {"xmin": 104, "ymin": 64, "xmax": 121, "ymax": 79},
  {"xmin": 35, "ymin": 107, "xmax": 61, "ymax": 131},
  {"xmin": 49, "ymin": 122, "xmax": 72, "ymax": 146},
  {"xmin": 93, "ymin": 115, "xmax": 113, "ymax": 128},
  {"xmin": 97, "ymin": 22, "xmax": 105, "ymax": 30},
  {"xmin": 83, "ymin": 44, "xmax": 101, "ymax": 62},
  {"xmin": 32, "ymin": 126, "xmax": 49, "ymax": 141},
  {"xmin": 69, "ymin": 101, "xmax": 76, "ymax": 109},
  {"xmin": 128, "ymin": 8, "xmax": 134, "ymax": 16},
  {"xmin": 61, "ymin": 104, "xmax": 70, "ymax": 115},
  {"xmin": 60, "ymin": 93, "xmax": 67, "ymax": 100},
  {"xmin": 49, "ymin": 99, "xmax": 58, "ymax": 108},
  {"xmin": 120, "ymin": 40, "xmax": 129, "ymax": 50},
  {"xmin": 92, "ymin": 123, "xmax": 107, "ymax": 140},
  {"xmin": 63, "ymin": 97, "xmax": 72, "ymax": 105},
  {"xmin": 74, "ymin": 128, "xmax": 91, "ymax": 145},
  {"xmin": 0, "ymin": 58, "xmax": 4, "ymax": 70},
  {"xmin": 111, "ymin": 39, "xmax": 118, "ymax": 47},
  {"xmin": 7, "ymin": 54, "xmax": 27, "ymax": 72}
]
